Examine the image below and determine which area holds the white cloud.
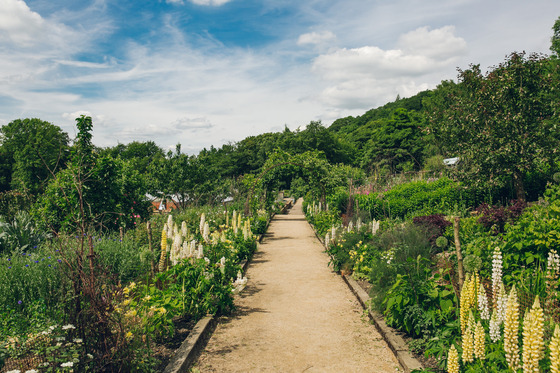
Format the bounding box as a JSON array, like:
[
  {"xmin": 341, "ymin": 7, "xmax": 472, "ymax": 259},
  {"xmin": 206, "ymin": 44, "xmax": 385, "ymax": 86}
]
[
  {"xmin": 311, "ymin": 25, "xmax": 467, "ymax": 109},
  {"xmin": 188, "ymin": 0, "xmax": 233, "ymax": 6},
  {"xmin": 297, "ymin": 31, "xmax": 336, "ymax": 46},
  {"xmin": 397, "ymin": 25, "xmax": 467, "ymax": 60},
  {"xmin": 172, "ymin": 117, "xmax": 213, "ymax": 131},
  {"xmin": 0, "ymin": 0, "xmax": 45, "ymax": 46}
]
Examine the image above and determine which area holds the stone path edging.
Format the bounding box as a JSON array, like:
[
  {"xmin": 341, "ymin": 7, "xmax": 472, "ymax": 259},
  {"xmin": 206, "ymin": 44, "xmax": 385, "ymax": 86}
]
[{"xmin": 309, "ymin": 222, "xmax": 424, "ymax": 373}]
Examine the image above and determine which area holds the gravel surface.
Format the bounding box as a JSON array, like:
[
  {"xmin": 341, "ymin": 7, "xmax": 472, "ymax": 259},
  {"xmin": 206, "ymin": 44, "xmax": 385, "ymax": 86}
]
[{"xmin": 193, "ymin": 200, "xmax": 402, "ymax": 373}]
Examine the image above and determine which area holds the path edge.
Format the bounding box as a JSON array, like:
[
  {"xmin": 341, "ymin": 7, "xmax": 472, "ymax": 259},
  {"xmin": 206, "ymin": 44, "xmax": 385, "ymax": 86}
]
[{"xmin": 309, "ymin": 222, "xmax": 424, "ymax": 373}]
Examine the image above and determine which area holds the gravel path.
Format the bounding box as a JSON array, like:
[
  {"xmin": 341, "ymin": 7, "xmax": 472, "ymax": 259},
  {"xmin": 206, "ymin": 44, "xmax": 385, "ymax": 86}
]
[{"xmin": 193, "ymin": 199, "xmax": 402, "ymax": 372}]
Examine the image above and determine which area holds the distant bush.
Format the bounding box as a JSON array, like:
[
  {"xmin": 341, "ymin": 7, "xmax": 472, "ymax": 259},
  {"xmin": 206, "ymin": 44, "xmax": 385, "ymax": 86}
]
[{"xmin": 354, "ymin": 177, "xmax": 481, "ymax": 220}]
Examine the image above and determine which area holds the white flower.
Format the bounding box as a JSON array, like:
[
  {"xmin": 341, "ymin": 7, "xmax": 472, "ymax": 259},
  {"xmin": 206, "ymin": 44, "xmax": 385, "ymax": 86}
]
[
  {"xmin": 492, "ymin": 247, "xmax": 503, "ymax": 308},
  {"xmin": 62, "ymin": 324, "xmax": 75, "ymax": 330},
  {"xmin": 6, "ymin": 370, "xmax": 21, "ymax": 373},
  {"xmin": 87, "ymin": 353, "xmax": 94, "ymax": 359},
  {"xmin": 73, "ymin": 338, "xmax": 83, "ymax": 343},
  {"xmin": 25, "ymin": 370, "xmax": 38, "ymax": 373},
  {"xmin": 478, "ymin": 283, "xmax": 490, "ymax": 320},
  {"xmin": 61, "ymin": 361, "xmax": 74, "ymax": 367},
  {"xmin": 490, "ymin": 311, "xmax": 501, "ymax": 342}
]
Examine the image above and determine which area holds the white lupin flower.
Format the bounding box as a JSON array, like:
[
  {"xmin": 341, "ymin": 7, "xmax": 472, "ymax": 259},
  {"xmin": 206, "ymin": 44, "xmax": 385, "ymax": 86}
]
[
  {"xmin": 166, "ymin": 214, "xmax": 173, "ymax": 236},
  {"xmin": 492, "ymin": 246, "xmax": 503, "ymax": 308},
  {"xmin": 199, "ymin": 213, "xmax": 206, "ymax": 235},
  {"xmin": 181, "ymin": 221, "xmax": 188, "ymax": 237},
  {"xmin": 372, "ymin": 220, "xmax": 380, "ymax": 236},
  {"xmin": 197, "ymin": 244, "xmax": 204, "ymax": 259},
  {"xmin": 497, "ymin": 282, "xmax": 507, "ymax": 324},
  {"xmin": 203, "ymin": 222, "xmax": 210, "ymax": 243},
  {"xmin": 478, "ymin": 282, "xmax": 490, "ymax": 320},
  {"xmin": 489, "ymin": 310, "xmax": 501, "ymax": 342}
]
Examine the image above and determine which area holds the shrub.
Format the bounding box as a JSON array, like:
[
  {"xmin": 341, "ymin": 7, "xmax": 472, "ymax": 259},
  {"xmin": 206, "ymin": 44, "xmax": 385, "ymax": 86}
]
[
  {"xmin": 0, "ymin": 211, "xmax": 50, "ymax": 254},
  {"xmin": 412, "ymin": 214, "xmax": 452, "ymax": 246},
  {"xmin": 475, "ymin": 199, "xmax": 527, "ymax": 234}
]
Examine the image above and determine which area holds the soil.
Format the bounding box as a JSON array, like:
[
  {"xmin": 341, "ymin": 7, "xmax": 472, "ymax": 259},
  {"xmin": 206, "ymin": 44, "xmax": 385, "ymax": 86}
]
[
  {"xmin": 191, "ymin": 199, "xmax": 402, "ymax": 372},
  {"xmin": 153, "ymin": 317, "xmax": 197, "ymax": 372}
]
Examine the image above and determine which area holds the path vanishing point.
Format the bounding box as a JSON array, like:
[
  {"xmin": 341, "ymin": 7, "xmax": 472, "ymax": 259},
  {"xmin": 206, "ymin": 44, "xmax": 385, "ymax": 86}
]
[{"xmin": 193, "ymin": 199, "xmax": 402, "ymax": 372}]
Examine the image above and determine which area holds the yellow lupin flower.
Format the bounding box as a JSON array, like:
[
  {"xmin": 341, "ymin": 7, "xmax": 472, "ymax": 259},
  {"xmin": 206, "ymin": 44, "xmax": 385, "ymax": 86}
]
[
  {"xmin": 522, "ymin": 296, "xmax": 544, "ymax": 373},
  {"xmin": 474, "ymin": 321, "xmax": 485, "ymax": 360},
  {"xmin": 159, "ymin": 228, "xmax": 167, "ymax": 272},
  {"xmin": 550, "ymin": 324, "xmax": 560, "ymax": 373},
  {"xmin": 462, "ymin": 311, "xmax": 475, "ymax": 363},
  {"xmin": 504, "ymin": 285, "xmax": 520, "ymax": 371},
  {"xmin": 447, "ymin": 344, "xmax": 460, "ymax": 373},
  {"xmin": 460, "ymin": 273, "xmax": 477, "ymax": 332}
]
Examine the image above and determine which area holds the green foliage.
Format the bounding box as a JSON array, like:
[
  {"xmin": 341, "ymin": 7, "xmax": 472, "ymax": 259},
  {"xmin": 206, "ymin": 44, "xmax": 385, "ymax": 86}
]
[
  {"xmin": 383, "ymin": 265, "xmax": 457, "ymax": 339},
  {"xmin": 0, "ymin": 211, "xmax": 50, "ymax": 254},
  {"xmin": 426, "ymin": 52, "xmax": 560, "ymax": 200},
  {"xmin": 0, "ymin": 190, "xmax": 33, "ymax": 222},
  {"xmin": 307, "ymin": 209, "xmax": 340, "ymax": 237},
  {"xmin": 0, "ymin": 244, "xmax": 64, "ymax": 316},
  {"xmin": 93, "ymin": 235, "xmax": 152, "ymax": 284},
  {"xmin": 0, "ymin": 118, "xmax": 70, "ymax": 195},
  {"xmin": 35, "ymin": 117, "xmax": 151, "ymax": 233},
  {"xmin": 552, "ymin": 16, "xmax": 560, "ymax": 56},
  {"xmin": 354, "ymin": 177, "xmax": 479, "ymax": 220}
]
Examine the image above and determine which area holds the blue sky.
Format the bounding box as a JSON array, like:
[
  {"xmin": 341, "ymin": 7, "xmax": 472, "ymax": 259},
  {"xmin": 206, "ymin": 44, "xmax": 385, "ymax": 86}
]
[{"xmin": 1, "ymin": 0, "xmax": 559, "ymax": 153}]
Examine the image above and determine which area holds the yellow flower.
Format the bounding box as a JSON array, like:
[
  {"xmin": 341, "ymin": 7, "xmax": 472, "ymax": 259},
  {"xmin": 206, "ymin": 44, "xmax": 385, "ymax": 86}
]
[
  {"xmin": 460, "ymin": 273, "xmax": 477, "ymax": 332},
  {"xmin": 462, "ymin": 311, "xmax": 475, "ymax": 363},
  {"xmin": 474, "ymin": 321, "xmax": 485, "ymax": 360},
  {"xmin": 125, "ymin": 331, "xmax": 133, "ymax": 340},
  {"xmin": 125, "ymin": 309, "xmax": 137, "ymax": 318},
  {"xmin": 447, "ymin": 344, "xmax": 459, "ymax": 373},
  {"xmin": 550, "ymin": 324, "xmax": 560, "ymax": 373},
  {"xmin": 522, "ymin": 296, "xmax": 544, "ymax": 373},
  {"xmin": 504, "ymin": 285, "xmax": 520, "ymax": 371},
  {"xmin": 159, "ymin": 228, "xmax": 168, "ymax": 272}
]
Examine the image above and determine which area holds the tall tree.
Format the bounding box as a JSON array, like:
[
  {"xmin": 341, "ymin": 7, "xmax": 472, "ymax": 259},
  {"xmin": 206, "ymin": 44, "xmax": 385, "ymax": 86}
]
[
  {"xmin": 552, "ymin": 16, "xmax": 560, "ymax": 57},
  {"xmin": 426, "ymin": 52, "xmax": 560, "ymax": 200},
  {"xmin": 0, "ymin": 118, "xmax": 69, "ymax": 194}
]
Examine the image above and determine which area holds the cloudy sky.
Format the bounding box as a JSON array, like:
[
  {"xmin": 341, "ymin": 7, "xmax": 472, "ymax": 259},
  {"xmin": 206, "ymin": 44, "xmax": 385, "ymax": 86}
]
[{"xmin": 0, "ymin": 0, "xmax": 558, "ymax": 153}]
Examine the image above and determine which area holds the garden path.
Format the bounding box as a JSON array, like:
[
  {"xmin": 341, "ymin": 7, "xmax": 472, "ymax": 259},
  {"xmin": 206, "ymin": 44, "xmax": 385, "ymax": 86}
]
[{"xmin": 192, "ymin": 199, "xmax": 401, "ymax": 372}]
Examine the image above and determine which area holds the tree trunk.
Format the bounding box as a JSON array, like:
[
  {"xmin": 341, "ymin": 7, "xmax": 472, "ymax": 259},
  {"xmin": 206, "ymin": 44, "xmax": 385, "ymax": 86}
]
[
  {"xmin": 513, "ymin": 170, "xmax": 526, "ymax": 201},
  {"xmin": 448, "ymin": 216, "xmax": 465, "ymax": 293}
]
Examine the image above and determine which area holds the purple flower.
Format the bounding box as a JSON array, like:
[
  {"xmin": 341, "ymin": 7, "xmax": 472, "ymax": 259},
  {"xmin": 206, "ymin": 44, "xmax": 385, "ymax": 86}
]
[
  {"xmin": 48, "ymin": 257, "xmax": 51, "ymax": 259},
  {"xmin": 48, "ymin": 264, "xmax": 51, "ymax": 267},
  {"xmin": 8, "ymin": 266, "xmax": 11, "ymax": 269},
  {"xmin": 34, "ymin": 260, "xmax": 39, "ymax": 263},
  {"xmin": 25, "ymin": 264, "xmax": 29, "ymax": 267},
  {"xmin": 7, "ymin": 258, "xmax": 10, "ymax": 261},
  {"xmin": 18, "ymin": 300, "xmax": 22, "ymax": 304},
  {"xmin": 57, "ymin": 259, "xmax": 62, "ymax": 263}
]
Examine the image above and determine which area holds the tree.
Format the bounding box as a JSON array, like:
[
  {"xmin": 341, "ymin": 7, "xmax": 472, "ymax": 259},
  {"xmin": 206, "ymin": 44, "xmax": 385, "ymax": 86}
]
[
  {"xmin": 359, "ymin": 108, "xmax": 425, "ymax": 174},
  {"xmin": 36, "ymin": 116, "xmax": 150, "ymax": 232},
  {"xmin": 426, "ymin": 52, "xmax": 560, "ymax": 200},
  {"xmin": 552, "ymin": 16, "xmax": 560, "ymax": 57},
  {"xmin": 0, "ymin": 118, "xmax": 69, "ymax": 195}
]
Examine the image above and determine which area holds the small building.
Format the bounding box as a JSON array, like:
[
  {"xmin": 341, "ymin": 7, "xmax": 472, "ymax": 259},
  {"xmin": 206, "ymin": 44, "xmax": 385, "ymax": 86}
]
[{"xmin": 443, "ymin": 157, "xmax": 459, "ymax": 167}]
